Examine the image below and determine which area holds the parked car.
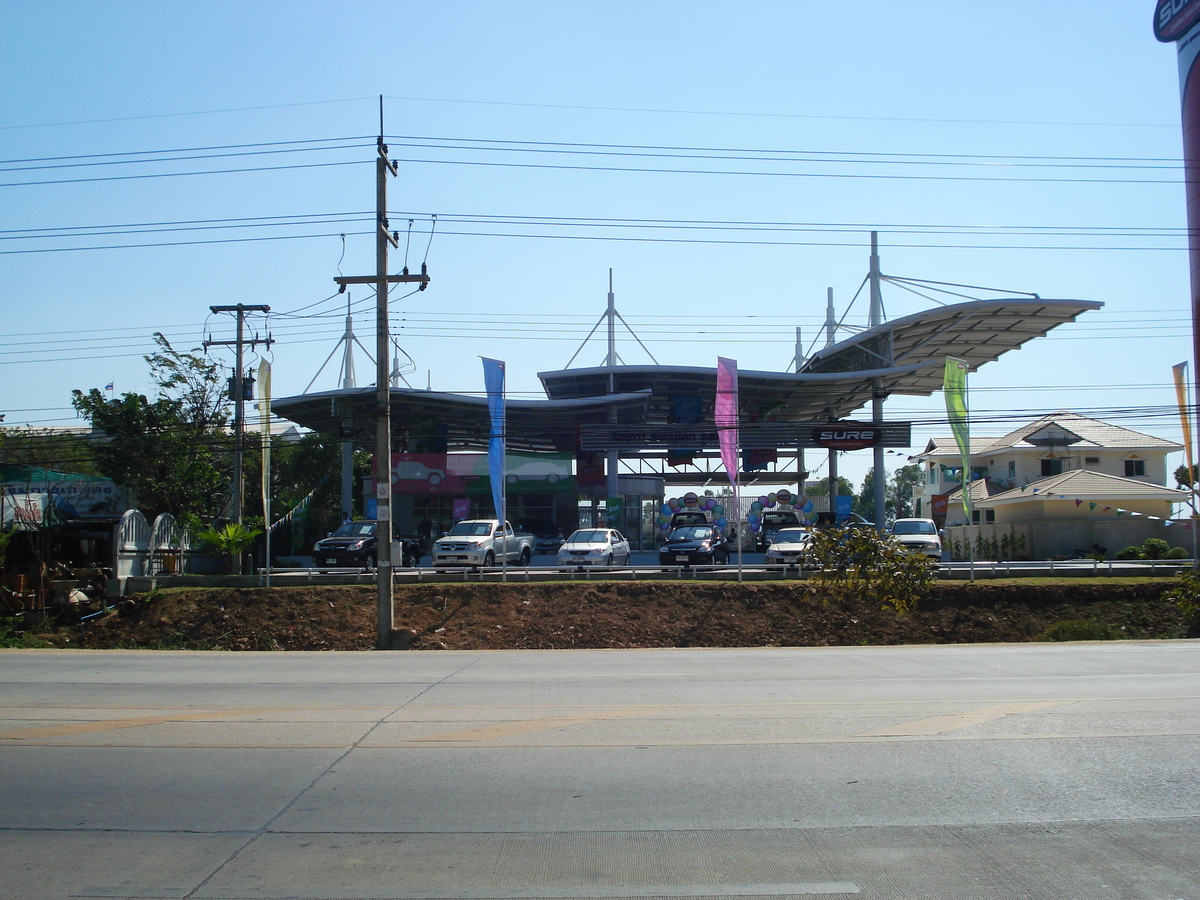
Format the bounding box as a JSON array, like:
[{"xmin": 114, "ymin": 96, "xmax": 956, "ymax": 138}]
[
  {"xmin": 391, "ymin": 461, "xmax": 445, "ymax": 485},
  {"xmin": 518, "ymin": 517, "xmax": 566, "ymax": 554},
  {"xmin": 312, "ymin": 521, "xmax": 426, "ymax": 570},
  {"xmin": 889, "ymin": 517, "xmax": 942, "ymax": 560},
  {"xmin": 505, "ymin": 460, "xmax": 568, "ymax": 483},
  {"xmin": 764, "ymin": 526, "xmax": 816, "ymax": 568},
  {"xmin": 557, "ymin": 528, "xmax": 630, "ymax": 567},
  {"xmin": 659, "ymin": 524, "xmax": 730, "ymax": 568},
  {"xmin": 757, "ymin": 509, "xmax": 803, "ymax": 551}
]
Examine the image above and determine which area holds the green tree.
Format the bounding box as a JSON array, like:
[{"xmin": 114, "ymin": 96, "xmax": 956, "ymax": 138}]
[
  {"xmin": 0, "ymin": 427, "xmax": 100, "ymax": 476},
  {"xmin": 241, "ymin": 432, "xmax": 370, "ymax": 533},
  {"xmin": 70, "ymin": 334, "xmax": 230, "ymax": 521},
  {"xmin": 889, "ymin": 463, "xmax": 924, "ymax": 519},
  {"xmin": 804, "ymin": 475, "xmax": 855, "ymax": 498},
  {"xmin": 1174, "ymin": 463, "xmax": 1199, "ymax": 492},
  {"xmin": 853, "ymin": 463, "xmax": 925, "ymax": 523}
]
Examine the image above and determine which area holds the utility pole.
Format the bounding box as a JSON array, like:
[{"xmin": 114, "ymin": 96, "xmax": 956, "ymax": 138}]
[
  {"xmin": 334, "ymin": 100, "xmax": 429, "ymax": 649},
  {"xmin": 868, "ymin": 231, "xmax": 888, "ymax": 532},
  {"xmin": 205, "ymin": 304, "xmax": 272, "ymax": 571}
]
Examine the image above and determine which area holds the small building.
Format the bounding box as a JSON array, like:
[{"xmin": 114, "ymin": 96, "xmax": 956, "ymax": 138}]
[{"xmin": 913, "ymin": 412, "xmax": 1191, "ymax": 559}]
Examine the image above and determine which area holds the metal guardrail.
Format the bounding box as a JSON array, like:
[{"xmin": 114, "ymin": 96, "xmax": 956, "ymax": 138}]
[{"xmin": 202, "ymin": 558, "xmax": 1200, "ymax": 586}]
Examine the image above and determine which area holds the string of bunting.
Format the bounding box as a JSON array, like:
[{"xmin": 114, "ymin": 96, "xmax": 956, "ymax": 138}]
[
  {"xmin": 267, "ymin": 478, "xmax": 327, "ymax": 534},
  {"xmin": 1011, "ymin": 482, "xmax": 1191, "ymax": 527}
]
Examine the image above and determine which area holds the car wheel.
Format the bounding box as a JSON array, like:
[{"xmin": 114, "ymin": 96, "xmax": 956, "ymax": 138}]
[
  {"xmin": 605, "ymin": 553, "xmax": 613, "ymax": 566},
  {"xmin": 520, "ymin": 548, "xmax": 531, "ymax": 566},
  {"xmin": 484, "ymin": 551, "xmax": 495, "ymax": 567}
]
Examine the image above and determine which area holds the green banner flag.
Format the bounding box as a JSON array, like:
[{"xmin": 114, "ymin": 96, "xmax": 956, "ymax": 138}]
[{"xmin": 944, "ymin": 357, "xmax": 971, "ymax": 519}]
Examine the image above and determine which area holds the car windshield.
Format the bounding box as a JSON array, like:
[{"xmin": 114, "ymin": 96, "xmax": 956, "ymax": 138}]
[
  {"xmin": 447, "ymin": 522, "xmax": 494, "ymax": 537},
  {"xmin": 892, "ymin": 520, "xmax": 937, "ymax": 535},
  {"xmin": 773, "ymin": 528, "xmax": 811, "ymax": 543},
  {"xmin": 669, "ymin": 526, "xmax": 713, "ymax": 541},
  {"xmin": 332, "ymin": 521, "xmax": 376, "ymax": 538},
  {"xmin": 566, "ymin": 530, "xmax": 609, "ymax": 544},
  {"xmin": 761, "ymin": 512, "xmax": 800, "ymax": 526}
]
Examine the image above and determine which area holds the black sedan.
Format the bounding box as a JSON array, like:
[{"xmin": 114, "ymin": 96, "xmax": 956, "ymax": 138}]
[{"xmin": 659, "ymin": 525, "xmax": 730, "ymax": 568}]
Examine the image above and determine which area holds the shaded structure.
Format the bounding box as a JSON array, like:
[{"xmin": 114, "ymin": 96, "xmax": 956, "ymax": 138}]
[{"xmin": 273, "ymin": 296, "xmax": 1102, "ymax": 483}]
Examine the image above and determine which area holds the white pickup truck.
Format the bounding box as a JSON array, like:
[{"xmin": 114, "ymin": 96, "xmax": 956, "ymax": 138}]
[{"xmin": 430, "ymin": 519, "xmax": 534, "ymax": 569}]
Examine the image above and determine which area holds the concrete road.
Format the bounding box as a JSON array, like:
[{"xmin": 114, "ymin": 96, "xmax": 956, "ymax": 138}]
[{"xmin": 1, "ymin": 641, "xmax": 1197, "ymax": 899}]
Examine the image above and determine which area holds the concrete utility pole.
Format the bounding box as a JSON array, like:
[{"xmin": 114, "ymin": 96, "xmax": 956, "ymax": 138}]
[
  {"xmin": 605, "ymin": 269, "xmax": 619, "ymax": 506},
  {"xmin": 334, "ymin": 101, "xmax": 430, "ymax": 649},
  {"xmin": 868, "ymin": 232, "xmax": 888, "ymax": 531},
  {"xmin": 205, "ymin": 304, "xmax": 272, "ymax": 562}
]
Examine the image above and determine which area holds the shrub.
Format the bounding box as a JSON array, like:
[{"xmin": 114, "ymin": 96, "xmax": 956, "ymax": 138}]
[
  {"xmin": 1142, "ymin": 538, "xmax": 1171, "ymax": 560},
  {"xmin": 806, "ymin": 526, "xmax": 936, "ymax": 615},
  {"xmin": 196, "ymin": 523, "xmax": 263, "ymax": 574},
  {"xmin": 1166, "ymin": 546, "xmax": 1189, "ymax": 560},
  {"xmin": 1116, "ymin": 545, "xmax": 1144, "ymax": 560},
  {"xmin": 1040, "ymin": 619, "xmax": 1119, "ymax": 642},
  {"xmin": 1162, "ymin": 570, "xmax": 1200, "ymax": 637}
]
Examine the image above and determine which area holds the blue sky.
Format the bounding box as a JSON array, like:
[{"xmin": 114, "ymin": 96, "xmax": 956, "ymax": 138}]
[{"xmin": 0, "ymin": 1, "xmax": 1192, "ymax": 491}]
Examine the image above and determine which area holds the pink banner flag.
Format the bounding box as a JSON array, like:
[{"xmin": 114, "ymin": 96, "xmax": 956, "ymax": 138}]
[{"xmin": 716, "ymin": 357, "xmax": 738, "ymax": 487}]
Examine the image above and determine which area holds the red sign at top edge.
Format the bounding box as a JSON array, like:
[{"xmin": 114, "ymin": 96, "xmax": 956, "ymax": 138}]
[{"xmin": 1155, "ymin": 0, "xmax": 1200, "ymax": 42}]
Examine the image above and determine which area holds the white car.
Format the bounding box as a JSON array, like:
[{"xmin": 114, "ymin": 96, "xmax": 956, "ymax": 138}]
[
  {"xmin": 505, "ymin": 460, "xmax": 568, "ymax": 483},
  {"xmin": 889, "ymin": 517, "xmax": 942, "ymax": 560},
  {"xmin": 392, "ymin": 461, "xmax": 445, "ymax": 485},
  {"xmin": 764, "ymin": 526, "xmax": 816, "ymax": 568},
  {"xmin": 557, "ymin": 529, "xmax": 630, "ymax": 567}
]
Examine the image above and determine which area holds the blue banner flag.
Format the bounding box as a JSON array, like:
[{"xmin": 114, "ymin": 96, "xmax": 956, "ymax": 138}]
[{"xmin": 482, "ymin": 357, "xmax": 506, "ymax": 524}]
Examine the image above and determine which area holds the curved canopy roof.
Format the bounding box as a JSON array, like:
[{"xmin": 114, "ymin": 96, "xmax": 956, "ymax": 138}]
[
  {"xmin": 540, "ymin": 298, "xmax": 1102, "ymax": 420},
  {"xmin": 271, "ymin": 388, "xmax": 653, "ymax": 453},
  {"xmin": 271, "ymin": 297, "xmax": 1101, "ymax": 453}
]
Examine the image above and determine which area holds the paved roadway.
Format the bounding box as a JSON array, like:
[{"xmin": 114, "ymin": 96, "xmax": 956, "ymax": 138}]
[{"xmin": 1, "ymin": 642, "xmax": 1198, "ymax": 900}]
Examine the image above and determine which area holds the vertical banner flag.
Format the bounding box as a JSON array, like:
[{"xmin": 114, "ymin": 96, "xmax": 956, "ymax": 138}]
[
  {"xmin": 716, "ymin": 357, "xmax": 739, "ymax": 487},
  {"xmin": 1174, "ymin": 361, "xmax": 1197, "ymax": 507},
  {"xmin": 1156, "ymin": 0, "xmax": 1200, "ymax": 471},
  {"xmin": 482, "ymin": 357, "xmax": 506, "ymax": 525},
  {"xmin": 258, "ymin": 359, "xmax": 272, "ymax": 584},
  {"xmin": 944, "ymin": 357, "xmax": 972, "ymax": 519}
]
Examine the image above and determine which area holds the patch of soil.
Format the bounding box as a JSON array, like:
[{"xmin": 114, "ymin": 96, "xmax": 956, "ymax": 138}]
[{"xmin": 52, "ymin": 578, "xmax": 1191, "ymax": 651}]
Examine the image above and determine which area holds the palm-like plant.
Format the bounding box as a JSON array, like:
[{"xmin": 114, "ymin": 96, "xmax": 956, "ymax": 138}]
[{"xmin": 196, "ymin": 523, "xmax": 262, "ymax": 574}]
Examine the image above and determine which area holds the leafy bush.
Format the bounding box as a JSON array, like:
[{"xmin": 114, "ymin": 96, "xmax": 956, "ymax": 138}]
[
  {"xmin": 1115, "ymin": 545, "xmax": 1144, "ymax": 560},
  {"xmin": 1162, "ymin": 570, "xmax": 1200, "ymax": 638},
  {"xmin": 806, "ymin": 526, "xmax": 936, "ymax": 614},
  {"xmin": 1141, "ymin": 538, "xmax": 1170, "ymax": 560},
  {"xmin": 1040, "ymin": 619, "xmax": 1119, "ymax": 641},
  {"xmin": 0, "ymin": 618, "xmax": 55, "ymax": 649},
  {"xmin": 1166, "ymin": 546, "xmax": 1189, "ymax": 560}
]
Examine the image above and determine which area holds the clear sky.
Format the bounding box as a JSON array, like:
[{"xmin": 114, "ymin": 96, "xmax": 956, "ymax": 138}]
[{"xmin": 0, "ymin": 1, "xmax": 1193, "ymax": 493}]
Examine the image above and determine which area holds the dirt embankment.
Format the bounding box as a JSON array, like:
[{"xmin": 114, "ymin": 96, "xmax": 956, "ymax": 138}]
[{"xmin": 41, "ymin": 578, "xmax": 1193, "ymax": 651}]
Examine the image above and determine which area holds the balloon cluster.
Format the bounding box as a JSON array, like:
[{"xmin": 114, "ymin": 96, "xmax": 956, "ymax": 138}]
[
  {"xmin": 658, "ymin": 492, "xmax": 727, "ymax": 533},
  {"xmin": 745, "ymin": 491, "xmax": 816, "ymax": 531}
]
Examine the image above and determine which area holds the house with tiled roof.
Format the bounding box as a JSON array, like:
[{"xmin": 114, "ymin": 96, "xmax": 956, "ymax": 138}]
[{"xmin": 913, "ymin": 412, "xmax": 1189, "ymax": 559}]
